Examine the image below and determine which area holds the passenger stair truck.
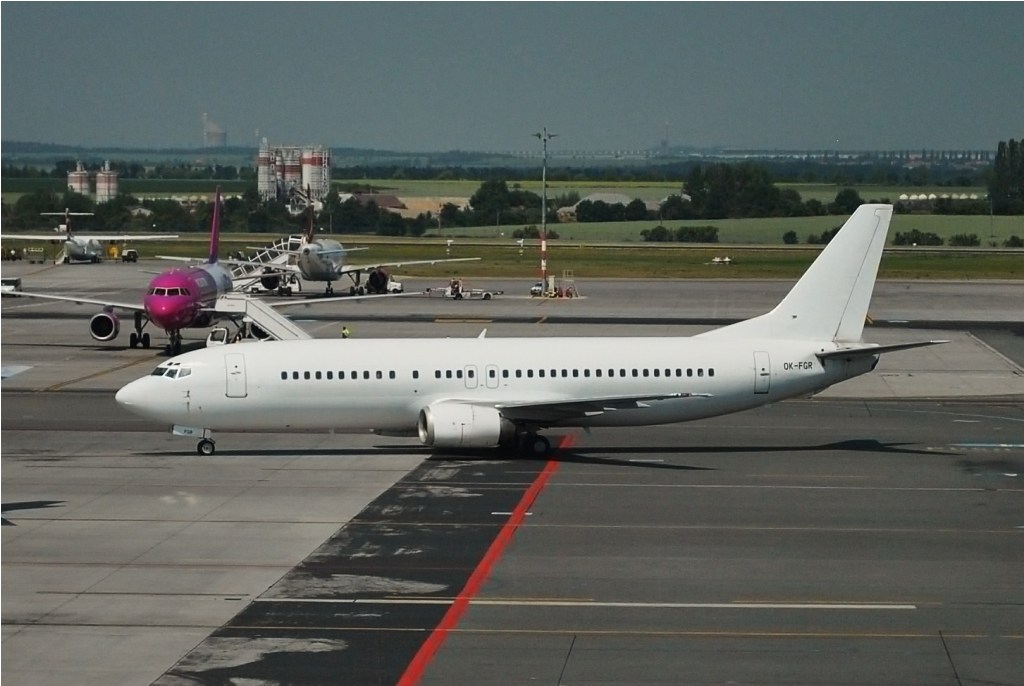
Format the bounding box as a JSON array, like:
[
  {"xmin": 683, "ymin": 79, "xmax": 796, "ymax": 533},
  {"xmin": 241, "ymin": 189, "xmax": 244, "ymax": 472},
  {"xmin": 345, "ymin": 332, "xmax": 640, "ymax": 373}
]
[
  {"xmin": 207, "ymin": 293, "xmax": 312, "ymax": 345},
  {"xmin": 230, "ymin": 235, "xmax": 303, "ymax": 294}
]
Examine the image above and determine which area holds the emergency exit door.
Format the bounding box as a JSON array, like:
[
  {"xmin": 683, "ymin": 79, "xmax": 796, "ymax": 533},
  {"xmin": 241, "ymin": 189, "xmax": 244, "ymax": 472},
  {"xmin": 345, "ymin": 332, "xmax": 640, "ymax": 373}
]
[
  {"xmin": 225, "ymin": 353, "xmax": 247, "ymax": 398},
  {"xmin": 753, "ymin": 351, "xmax": 771, "ymax": 394}
]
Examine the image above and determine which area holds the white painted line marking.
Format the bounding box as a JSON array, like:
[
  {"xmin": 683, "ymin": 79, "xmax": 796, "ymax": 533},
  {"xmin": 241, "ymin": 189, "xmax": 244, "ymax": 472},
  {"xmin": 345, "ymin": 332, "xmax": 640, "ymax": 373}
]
[{"xmin": 255, "ymin": 598, "xmax": 917, "ymax": 610}]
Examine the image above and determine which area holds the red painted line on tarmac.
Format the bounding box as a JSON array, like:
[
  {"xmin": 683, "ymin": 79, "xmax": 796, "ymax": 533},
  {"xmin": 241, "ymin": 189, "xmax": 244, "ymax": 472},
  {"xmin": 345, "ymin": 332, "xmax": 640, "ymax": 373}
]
[{"xmin": 396, "ymin": 435, "xmax": 573, "ymax": 686}]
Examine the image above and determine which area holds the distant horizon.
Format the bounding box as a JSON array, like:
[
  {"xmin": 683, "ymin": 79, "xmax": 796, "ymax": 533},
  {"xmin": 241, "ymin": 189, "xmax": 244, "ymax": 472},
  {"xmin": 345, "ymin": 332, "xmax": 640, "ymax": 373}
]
[{"xmin": 0, "ymin": 139, "xmax": 1003, "ymax": 157}]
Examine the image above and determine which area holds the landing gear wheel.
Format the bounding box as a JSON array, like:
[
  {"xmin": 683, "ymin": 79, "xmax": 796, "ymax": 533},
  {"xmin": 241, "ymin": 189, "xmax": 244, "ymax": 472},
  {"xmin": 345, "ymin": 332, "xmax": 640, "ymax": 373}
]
[
  {"xmin": 142, "ymin": 333, "xmax": 151, "ymax": 348},
  {"xmin": 197, "ymin": 439, "xmax": 216, "ymax": 456},
  {"xmin": 520, "ymin": 434, "xmax": 551, "ymax": 456},
  {"xmin": 129, "ymin": 332, "xmax": 139, "ymax": 348}
]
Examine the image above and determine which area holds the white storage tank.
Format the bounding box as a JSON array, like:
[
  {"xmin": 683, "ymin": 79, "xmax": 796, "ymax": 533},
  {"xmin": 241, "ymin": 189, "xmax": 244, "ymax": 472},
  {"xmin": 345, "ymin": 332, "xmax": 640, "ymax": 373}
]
[
  {"xmin": 95, "ymin": 161, "xmax": 118, "ymax": 203},
  {"xmin": 67, "ymin": 161, "xmax": 89, "ymax": 195}
]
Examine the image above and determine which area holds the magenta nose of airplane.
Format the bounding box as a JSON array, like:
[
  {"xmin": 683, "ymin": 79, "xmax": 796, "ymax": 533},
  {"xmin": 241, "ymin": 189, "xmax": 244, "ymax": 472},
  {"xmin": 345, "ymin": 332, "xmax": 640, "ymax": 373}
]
[{"xmin": 145, "ymin": 295, "xmax": 187, "ymax": 329}]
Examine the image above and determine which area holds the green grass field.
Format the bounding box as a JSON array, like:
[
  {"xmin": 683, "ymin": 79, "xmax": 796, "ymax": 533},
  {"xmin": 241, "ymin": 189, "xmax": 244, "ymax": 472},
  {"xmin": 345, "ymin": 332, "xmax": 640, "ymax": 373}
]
[
  {"xmin": 5, "ymin": 234, "xmax": 1018, "ymax": 280},
  {"xmin": 430, "ymin": 214, "xmax": 1023, "ymax": 246},
  {"xmin": 4, "ymin": 177, "xmax": 1019, "ymax": 280}
]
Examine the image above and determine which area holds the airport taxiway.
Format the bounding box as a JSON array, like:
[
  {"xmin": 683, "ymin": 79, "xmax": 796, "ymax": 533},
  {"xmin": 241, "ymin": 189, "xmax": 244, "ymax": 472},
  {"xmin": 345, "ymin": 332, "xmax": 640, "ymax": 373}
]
[{"xmin": 2, "ymin": 261, "xmax": 1022, "ymax": 684}]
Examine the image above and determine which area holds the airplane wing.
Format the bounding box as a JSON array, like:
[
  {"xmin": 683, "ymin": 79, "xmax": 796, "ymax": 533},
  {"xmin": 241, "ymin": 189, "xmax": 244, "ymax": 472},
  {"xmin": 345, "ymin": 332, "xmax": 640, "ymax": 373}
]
[
  {"xmin": 495, "ymin": 392, "xmax": 711, "ymax": 423},
  {"xmin": 77, "ymin": 234, "xmax": 179, "ymax": 241},
  {"xmin": 815, "ymin": 340, "xmax": 948, "ymax": 360},
  {"xmin": 264, "ymin": 291, "xmax": 422, "ymax": 308},
  {"xmin": 338, "ymin": 257, "xmax": 481, "ymax": 277},
  {"xmin": 197, "ymin": 291, "xmax": 419, "ymax": 317},
  {"xmin": 0, "ymin": 234, "xmax": 178, "ymax": 241},
  {"xmin": 6, "ymin": 290, "xmax": 145, "ymax": 312},
  {"xmin": 156, "ymin": 254, "xmax": 303, "ymax": 276}
]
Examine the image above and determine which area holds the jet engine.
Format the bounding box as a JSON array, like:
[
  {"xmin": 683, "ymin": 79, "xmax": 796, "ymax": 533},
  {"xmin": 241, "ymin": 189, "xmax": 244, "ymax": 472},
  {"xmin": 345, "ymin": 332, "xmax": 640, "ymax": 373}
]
[
  {"xmin": 89, "ymin": 311, "xmax": 120, "ymax": 341},
  {"xmin": 417, "ymin": 402, "xmax": 515, "ymax": 449},
  {"xmin": 259, "ymin": 268, "xmax": 281, "ymax": 291},
  {"xmin": 365, "ymin": 268, "xmax": 391, "ymax": 294}
]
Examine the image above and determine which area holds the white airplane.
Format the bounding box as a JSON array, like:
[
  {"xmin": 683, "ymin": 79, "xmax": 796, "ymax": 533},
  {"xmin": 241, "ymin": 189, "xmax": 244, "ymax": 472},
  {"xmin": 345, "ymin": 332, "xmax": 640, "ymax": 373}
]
[
  {"xmin": 0, "ymin": 209, "xmax": 178, "ymax": 263},
  {"xmin": 116, "ymin": 204, "xmax": 944, "ymax": 456},
  {"xmin": 250, "ymin": 205, "xmax": 478, "ymax": 295}
]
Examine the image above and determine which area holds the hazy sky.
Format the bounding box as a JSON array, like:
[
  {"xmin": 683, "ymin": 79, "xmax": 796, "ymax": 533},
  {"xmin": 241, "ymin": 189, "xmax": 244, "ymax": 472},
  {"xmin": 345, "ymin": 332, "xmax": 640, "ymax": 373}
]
[{"xmin": 2, "ymin": 2, "xmax": 1021, "ymax": 152}]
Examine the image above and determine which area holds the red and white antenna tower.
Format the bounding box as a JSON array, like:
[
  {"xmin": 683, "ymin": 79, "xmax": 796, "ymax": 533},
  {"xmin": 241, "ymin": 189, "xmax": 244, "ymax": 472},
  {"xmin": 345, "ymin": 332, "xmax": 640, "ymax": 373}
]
[{"xmin": 533, "ymin": 127, "xmax": 557, "ymax": 286}]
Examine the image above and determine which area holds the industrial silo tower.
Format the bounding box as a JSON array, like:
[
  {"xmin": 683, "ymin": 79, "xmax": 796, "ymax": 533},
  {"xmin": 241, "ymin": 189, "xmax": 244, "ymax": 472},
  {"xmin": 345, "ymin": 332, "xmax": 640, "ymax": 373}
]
[
  {"xmin": 256, "ymin": 143, "xmax": 332, "ymax": 203},
  {"xmin": 94, "ymin": 161, "xmax": 118, "ymax": 202},
  {"xmin": 67, "ymin": 161, "xmax": 90, "ymax": 195}
]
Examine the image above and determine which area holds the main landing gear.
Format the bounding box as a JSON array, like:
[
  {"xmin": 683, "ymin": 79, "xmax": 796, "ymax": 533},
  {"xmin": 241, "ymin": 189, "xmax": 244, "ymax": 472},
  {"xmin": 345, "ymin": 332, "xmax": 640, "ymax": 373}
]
[
  {"xmin": 197, "ymin": 438, "xmax": 216, "ymax": 456},
  {"xmin": 128, "ymin": 312, "xmax": 151, "ymax": 349},
  {"xmin": 512, "ymin": 432, "xmax": 552, "ymax": 456}
]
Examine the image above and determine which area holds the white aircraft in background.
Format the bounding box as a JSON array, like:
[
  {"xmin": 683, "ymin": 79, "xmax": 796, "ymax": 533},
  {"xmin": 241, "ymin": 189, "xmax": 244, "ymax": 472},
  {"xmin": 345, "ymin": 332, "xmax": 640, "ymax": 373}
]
[
  {"xmin": 251, "ymin": 204, "xmax": 478, "ymax": 295},
  {"xmin": 116, "ymin": 204, "xmax": 945, "ymax": 456},
  {"xmin": 0, "ymin": 209, "xmax": 178, "ymax": 263}
]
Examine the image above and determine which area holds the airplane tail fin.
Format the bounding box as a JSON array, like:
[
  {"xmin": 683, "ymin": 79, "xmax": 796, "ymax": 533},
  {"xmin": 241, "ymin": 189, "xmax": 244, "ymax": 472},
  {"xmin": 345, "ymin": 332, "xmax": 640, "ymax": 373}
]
[
  {"xmin": 304, "ymin": 186, "xmax": 315, "ymax": 243},
  {"xmin": 699, "ymin": 204, "xmax": 893, "ymax": 343},
  {"xmin": 207, "ymin": 187, "xmax": 222, "ymax": 264}
]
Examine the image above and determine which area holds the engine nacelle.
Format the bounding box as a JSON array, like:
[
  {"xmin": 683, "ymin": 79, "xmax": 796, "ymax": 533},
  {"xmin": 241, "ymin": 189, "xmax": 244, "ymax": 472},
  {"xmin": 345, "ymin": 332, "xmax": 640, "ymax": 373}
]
[
  {"xmin": 417, "ymin": 402, "xmax": 514, "ymax": 449},
  {"xmin": 366, "ymin": 268, "xmax": 390, "ymax": 294},
  {"xmin": 89, "ymin": 311, "xmax": 120, "ymax": 341},
  {"xmin": 260, "ymin": 267, "xmax": 281, "ymax": 291}
]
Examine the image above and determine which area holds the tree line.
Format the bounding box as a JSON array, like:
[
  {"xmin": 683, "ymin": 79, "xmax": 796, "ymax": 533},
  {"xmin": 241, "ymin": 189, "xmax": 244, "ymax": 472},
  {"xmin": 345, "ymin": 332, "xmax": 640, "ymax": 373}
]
[{"xmin": 3, "ymin": 138, "xmax": 1020, "ymax": 236}]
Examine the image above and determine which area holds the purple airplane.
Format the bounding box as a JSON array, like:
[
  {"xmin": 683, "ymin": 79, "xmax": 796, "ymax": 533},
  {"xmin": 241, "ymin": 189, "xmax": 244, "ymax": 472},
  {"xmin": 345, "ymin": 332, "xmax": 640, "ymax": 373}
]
[{"xmin": 12, "ymin": 189, "xmax": 284, "ymax": 354}]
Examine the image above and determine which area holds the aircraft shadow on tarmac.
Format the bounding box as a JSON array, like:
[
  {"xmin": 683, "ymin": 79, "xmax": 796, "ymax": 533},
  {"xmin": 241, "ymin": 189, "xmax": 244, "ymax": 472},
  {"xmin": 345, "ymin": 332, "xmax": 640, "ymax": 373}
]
[
  {"xmin": 2, "ymin": 499, "xmax": 65, "ymax": 526},
  {"xmin": 566, "ymin": 439, "xmax": 951, "ymax": 457},
  {"xmin": 138, "ymin": 438, "xmax": 952, "ymax": 462}
]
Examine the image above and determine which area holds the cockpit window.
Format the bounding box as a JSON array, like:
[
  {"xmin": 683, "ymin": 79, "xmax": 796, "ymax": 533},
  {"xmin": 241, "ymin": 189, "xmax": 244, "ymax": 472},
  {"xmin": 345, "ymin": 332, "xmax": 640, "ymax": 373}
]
[
  {"xmin": 149, "ymin": 365, "xmax": 191, "ymax": 379},
  {"xmin": 148, "ymin": 287, "xmax": 190, "ymax": 296}
]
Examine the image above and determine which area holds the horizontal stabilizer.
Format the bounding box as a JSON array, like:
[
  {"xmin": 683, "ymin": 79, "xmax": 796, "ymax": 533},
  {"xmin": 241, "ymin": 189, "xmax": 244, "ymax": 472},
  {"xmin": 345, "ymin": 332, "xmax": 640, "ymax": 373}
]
[{"xmin": 816, "ymin": 340, "xmax": 948, "ymax": 360}]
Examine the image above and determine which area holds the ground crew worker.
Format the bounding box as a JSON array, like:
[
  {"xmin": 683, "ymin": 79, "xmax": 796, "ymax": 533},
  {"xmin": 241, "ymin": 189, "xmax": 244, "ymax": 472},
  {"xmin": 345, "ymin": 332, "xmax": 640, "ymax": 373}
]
[{"xmin": 342, "ymin": 326, "xmax": 351, "ymax": 339}]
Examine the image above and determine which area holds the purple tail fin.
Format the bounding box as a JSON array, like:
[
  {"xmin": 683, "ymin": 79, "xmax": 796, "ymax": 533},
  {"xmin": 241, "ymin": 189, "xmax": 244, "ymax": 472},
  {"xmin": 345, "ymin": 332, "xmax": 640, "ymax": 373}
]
[{"xmin": 207, "ymin": 188, "xmax": 222, "ymax": 264}]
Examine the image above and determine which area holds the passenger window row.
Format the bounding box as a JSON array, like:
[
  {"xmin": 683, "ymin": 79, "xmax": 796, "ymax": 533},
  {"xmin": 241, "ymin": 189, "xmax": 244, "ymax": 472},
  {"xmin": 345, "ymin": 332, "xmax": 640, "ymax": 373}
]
[
  {"xmin": 281, "ymin": 370, "xmax": 398, "ymax": 381},
  {"xmin": 280, "ymin": 367, "xmax": 715, "ymax": 382},
  {"xmin": 501, "ymin": 367, "xmax": 714, "ymax": 379}
]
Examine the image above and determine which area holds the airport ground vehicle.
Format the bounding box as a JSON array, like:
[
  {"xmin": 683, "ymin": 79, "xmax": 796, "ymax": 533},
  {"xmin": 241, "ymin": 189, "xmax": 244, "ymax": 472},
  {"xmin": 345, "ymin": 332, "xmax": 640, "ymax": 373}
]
[
  {"xmin": 1, "ymin": 276, "xmax": 23, "ymax": 296},
  {"xmin": 122, "ymin": 249, "xmax": 139, "ymax": 263},
  {"xmin": 430, "ymin": 278, "xmax": 503, "ymax": 300}
]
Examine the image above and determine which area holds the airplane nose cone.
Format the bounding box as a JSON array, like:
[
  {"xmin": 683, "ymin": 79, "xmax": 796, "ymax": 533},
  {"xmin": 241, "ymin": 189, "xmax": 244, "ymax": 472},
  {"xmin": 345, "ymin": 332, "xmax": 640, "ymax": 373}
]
[{"xmin": 115, "ymin": 379, "xmax": 149, "ymax": 415}]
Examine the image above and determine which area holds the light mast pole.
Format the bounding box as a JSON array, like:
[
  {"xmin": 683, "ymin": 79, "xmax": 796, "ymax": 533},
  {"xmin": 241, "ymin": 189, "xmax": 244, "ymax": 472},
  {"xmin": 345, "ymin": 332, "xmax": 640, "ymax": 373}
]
[{"xmin": 533, "ymin": 127, "xmax": 556, "ymax": 287}]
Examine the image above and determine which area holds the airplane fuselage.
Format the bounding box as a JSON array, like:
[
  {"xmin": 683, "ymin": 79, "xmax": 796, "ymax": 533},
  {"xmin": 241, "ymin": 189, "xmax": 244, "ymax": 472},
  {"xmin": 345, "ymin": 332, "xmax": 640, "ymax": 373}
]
[
  {"xmin": 116, "ymin": 336, "xmax": 876, "ymax": 435},
  {"xmin": 296, "ymin": 238, "xmax": 345, "ymax": 282},
  {"xmin": 65, "ymin": 237, "xmax": 105, "ymax": 262}
]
